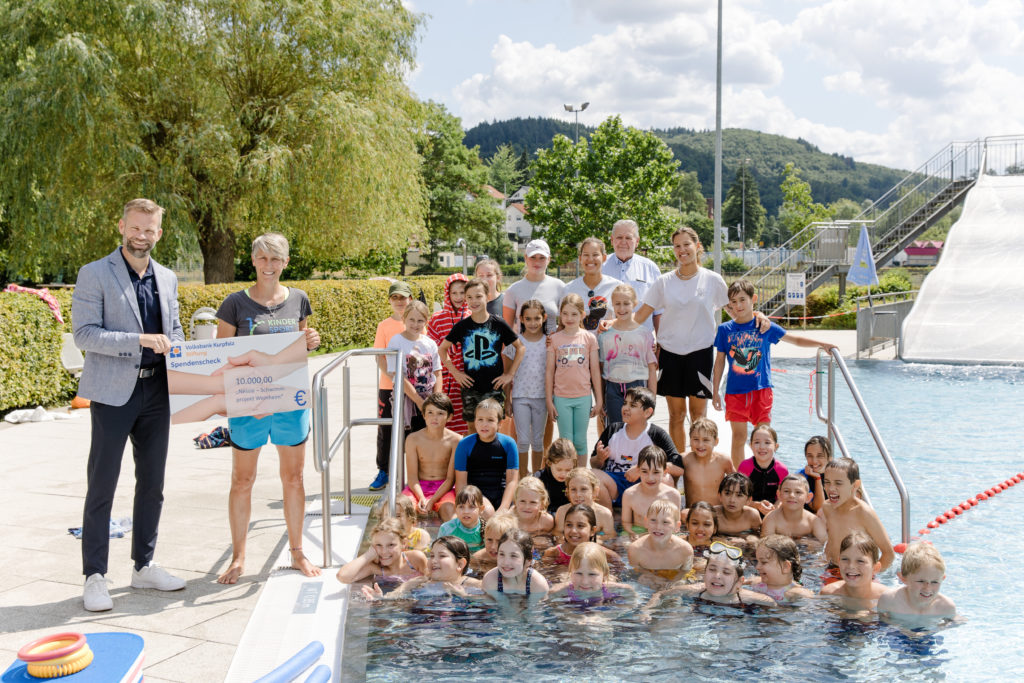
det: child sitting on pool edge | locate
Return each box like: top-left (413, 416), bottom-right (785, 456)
top-left (877, 542), bottom-right (956, 619)
top-left (400, 392), bottom-right (461, 521)
top-left (621, 446), bottom-right (682, 540)
top-left (761, 474), bottom-right (827, 543)
top-left (681, 418), bottom-right (735, 507)
top-left (713, 472), bottom-right (762, 547)
top-left (534, 438), bottom-right (576, 513)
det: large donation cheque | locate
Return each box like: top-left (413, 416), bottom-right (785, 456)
top-left (166, 331), bottom-right (310, 425)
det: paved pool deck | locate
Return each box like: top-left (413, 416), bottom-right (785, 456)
top-left (0, 330), bottom-right (861, 681)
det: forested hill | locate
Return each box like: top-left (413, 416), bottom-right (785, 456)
top-left (464, 118), bottom-right (907, 216)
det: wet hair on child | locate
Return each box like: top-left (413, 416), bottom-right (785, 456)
top-left (646, 499), bottom-right (680, 523)
top-left (392, 496), bottom-right (418, 524)
top-left (563, 504), bottom-right (598, 541)
top-left (371, 517), bottom-right (408, 542)
top-left (689, 417), bottom-right (718, 439)
top-left (421, 392), bottom-right (454, 416)
top-left (637, 445), bottom-right (667, 471)
top-left (515, 476), bottom-right (550, 510)
top-left (624, 386), bottom-right (656, 412)
top-left (804, 435), bottom-right (832, 459)
top-left (749, 422), bottom-right (778, 445)
top-left (719, 472), bottom-right (754, 498)
top-left (432, 536), bottom-right (471, 574)
top-left (685, 501), bottom-right (719, 536)
top-left (486, 512), bottom-right (519, 540)
top-left (758, 534), bottom-right (804, 582)
top-left (545, 438), bottom-right (577, 467)
top-left (824, 457), bottom-right (861, 484)
top-left (456, 485), bottom-right (484, 508)
top-left (403, 299), bottom-right (429, 321)
top-left (780, 473), bottom-right (810, 491)
top-left (567, 467), bottom-right (600, 492)
top-left (900, 542), bottom-right (946, 576)
top-left (475, 397), bottom-right (504, 421)
top-left (569, 541), bottom-right (610, 577)
top-left (518, 299), bottom-right (547, 333)
top-left (499, 529), bottom-right (534, 565)
top-left (840, 531), bottom-right (881, 563)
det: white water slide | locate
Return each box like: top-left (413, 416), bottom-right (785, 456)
top-left (901, 173), bottom-right (1024, 364)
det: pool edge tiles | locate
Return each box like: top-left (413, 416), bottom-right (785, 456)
top-left (223, 502), bottom-right (371, 683)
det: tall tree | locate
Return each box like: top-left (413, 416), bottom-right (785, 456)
top-left (487, 144), bottom-right (524, 197)
top-left (418, 103), bottom-right (506, 263)
top-left (0, 0), bottom-right (424, 283)
top-left (773, 163), bottom-right (831, 246)
top-left (526, 116), bottom-right (679, 262)
top-left (722, 163), bottom-right (766, 244)
top-left (669, 171), bottom-right (707, 215)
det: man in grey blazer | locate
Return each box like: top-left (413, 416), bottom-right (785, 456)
top-left (72, 198), bottom-right (187, 611)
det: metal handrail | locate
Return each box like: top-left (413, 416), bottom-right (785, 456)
top-left (814, 348), bottom-right (910, 544)
top-left (311, 347), bottom-right (405, 568)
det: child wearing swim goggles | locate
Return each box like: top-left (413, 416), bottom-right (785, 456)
top-left (643, 541), bottom-right (776, 613)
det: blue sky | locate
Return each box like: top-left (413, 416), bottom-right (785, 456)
top-left (406, 0), bottom-right (1024, 169)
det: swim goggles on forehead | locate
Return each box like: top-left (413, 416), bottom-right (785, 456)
top-left (706, 541), bottom-right (743, 560)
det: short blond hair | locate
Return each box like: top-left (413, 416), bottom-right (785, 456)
top-left (566, 467), bottom-right (599, 492)
top-left (251, 232), bottom-right (290, 260)
top-left (690, 417), bottom-right (718, 440)
top-left (646, 499), bottom-right (680, 524)
top-left (900, 542), bottom-right (945, 576)
top-left (515, 476), bottom-right (550, 510)
top-left (484, 512), bottom-right (518, 540)
top-left (122, 198), bottom-right (164, 222)
top-left (568, 541), bottom-right (610, 578)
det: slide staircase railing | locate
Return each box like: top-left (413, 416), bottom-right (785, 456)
top-left (815, 348), bottom-right (910, 544)
top-left (745, 140), bottom-right (983, 316)
top-left (311, 348), bottom-right (405, 568)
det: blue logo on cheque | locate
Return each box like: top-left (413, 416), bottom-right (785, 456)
top-left (169, 346), bottom-right (182, 358)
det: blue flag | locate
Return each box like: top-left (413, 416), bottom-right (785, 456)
top-left (847, 225), bottom-right (878, 286)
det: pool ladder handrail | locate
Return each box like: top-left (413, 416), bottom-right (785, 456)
top-left (311, 347), bottom-right (405, 568)
top-left (814, 348), bottom-right (911, 544)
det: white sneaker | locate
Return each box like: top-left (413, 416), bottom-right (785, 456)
top-left (83, 573), bottom-right (113, 611)
top-left (131, 562), bottom-right (186, 591)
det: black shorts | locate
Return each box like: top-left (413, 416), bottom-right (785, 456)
top-left (657, 346), bottom-right (714, 399)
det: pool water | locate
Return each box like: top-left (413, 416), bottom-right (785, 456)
top-left (341, 360), bottom-right (1024, 682)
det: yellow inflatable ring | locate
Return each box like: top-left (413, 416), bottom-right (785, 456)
top-left (26, 644), bottom-right (93, 678)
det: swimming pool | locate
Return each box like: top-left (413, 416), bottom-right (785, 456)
top-left (339, 360), bottom-right (1024, 682)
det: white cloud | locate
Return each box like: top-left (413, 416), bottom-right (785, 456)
top-left (447, 0), bottom-right (1024, 169)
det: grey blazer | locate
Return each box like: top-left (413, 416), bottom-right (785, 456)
top-left (72, 247), bottom-right (184, 406)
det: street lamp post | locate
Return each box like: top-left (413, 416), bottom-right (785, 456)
top-left (563, 102), bottom-right (590, 144)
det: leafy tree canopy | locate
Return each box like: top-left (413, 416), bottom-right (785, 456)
top-left (722, 163), bottom-right (766, 243)
top-left (526, 115), bottom-right (679, 263)
top-left (774, 163), bottom-right (832, 246)
top-left (417, 102), bottom-right (506, 263)
top-left (0, 0), bottom-right (424, 283)
top-left (669, 171), bottom-right (707, 215)
top-left (487, 144), bottom-right (524, 197)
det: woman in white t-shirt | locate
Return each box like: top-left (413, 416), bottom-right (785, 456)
top-left (564, 236), bottom-right (622, 333)
top-left (635, 226), bottom-right (725, 454)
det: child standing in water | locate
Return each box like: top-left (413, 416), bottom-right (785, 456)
top-left (555, 468), bottom-right (616, 541)
top-left (546, 293), bottom-right (602, 460)
top-left (820, 531), bottom-right (887, 607)
top-left (506, 300), bottom-right (549, 478)
top-left (363, 536), bottom-right (480, 599)
top-left (877, 542), bottom-right (956, 620)
top-left (549, 542), bottom-right (635, 605)
top-left (761, 474), bottom-right (827, 542)
top-left (737, 424), bottom-right (789, 515)
top-left (751, 535), bottom-right (814, 602)
top-left (713, 473), bottom-right (763, 545)
top-left (598, 283), bottom-right (657, 424)
top-left (427, 274), bottom-right (470, 435)
top-left (821, 458), bottom-right (894, 571)
top-left (336, 518), bottom-right (428, 584)
top-left (684, 502), bottom-right (718, 568)
top-left (621, 446), bottom-right (682, 540)
top-left (482, 529), bottom-right (550, 599)
top-left (544, 504), bottom-right (619, 565)
top-left (512, 477), bottom-right (555, 535)
top-left (628, 500), bottom-right (695, 586)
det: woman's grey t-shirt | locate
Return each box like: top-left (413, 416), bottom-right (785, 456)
top-left (216, 287), bottom-right (312, 336)
top-left (503, 276), bottom-right (566, 335)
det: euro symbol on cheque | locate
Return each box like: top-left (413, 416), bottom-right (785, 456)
top-left (294, 390), bottom-right (307, 407)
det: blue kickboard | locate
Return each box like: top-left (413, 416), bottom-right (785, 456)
top-left (3, 632), bottom-right (144, 683)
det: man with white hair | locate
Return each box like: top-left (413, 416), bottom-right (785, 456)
top-left (602, 219), bottom-right (662, 332)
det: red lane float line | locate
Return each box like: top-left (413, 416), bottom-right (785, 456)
top-left (894, 472), bottom-right (1024, 553)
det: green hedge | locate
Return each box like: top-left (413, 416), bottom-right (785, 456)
top-left (0, 278), bottom-right (447, 412)
top-left (0, 289), bottom-right (76, 411)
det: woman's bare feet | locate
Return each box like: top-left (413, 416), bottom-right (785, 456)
top-left (217, 560), bottom-right (245, 584)
top-left (291, 549), bottom-right (322, 577)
